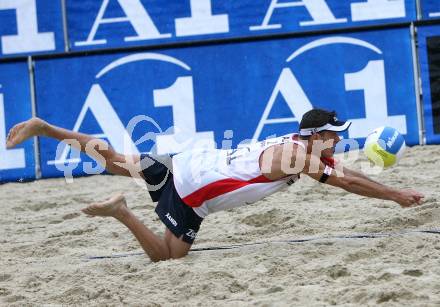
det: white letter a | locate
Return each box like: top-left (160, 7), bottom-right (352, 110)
top-left (75, 0), bottom-right (171, 47)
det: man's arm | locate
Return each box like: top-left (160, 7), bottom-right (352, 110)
top-left (301, 154), bottom-right (424, 208)
top-left (343, 167), bottom-right (381, 185)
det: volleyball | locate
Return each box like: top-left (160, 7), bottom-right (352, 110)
top-left (363, 126), bottom-right (406, 168)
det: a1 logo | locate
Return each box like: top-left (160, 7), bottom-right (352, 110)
top-left (252, 36), bottom-right (407, 141)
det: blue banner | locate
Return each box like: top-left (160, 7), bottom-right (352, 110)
top-left (417, 25), bottom-right (440, 144)
top-left (67, 0), bottom-right (417, 51)
top-left (35, 27), bottom-right (418, 178)
top-left (0, 0), bottom-right (64, 58)
top-left (0, 62), bottom-right (35, 182)
top-left (420, 0), bottom-right (440, 20)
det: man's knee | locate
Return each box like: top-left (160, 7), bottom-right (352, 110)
top-left (150, 255), bottom-right (170, 263)
top-left (107, 152), bottom-right (122, 165)
top-left (107, 153), bottom-right (141, 177)
top-left (170, 249), bottom-right (189, 260)
top-left (105, 153), bottom-right (124, 173)
top-left (163, 230), bottom-right (192, 260)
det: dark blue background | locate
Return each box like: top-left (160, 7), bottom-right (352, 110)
top-left (420, 0), bottom-right (440, 20)
top-left (0, 62), bottom-right (35, 182)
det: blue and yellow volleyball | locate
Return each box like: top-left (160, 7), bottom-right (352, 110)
top-left (363, 126), bottom-right (406, 168)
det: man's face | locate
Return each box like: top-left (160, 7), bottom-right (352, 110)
top-left (317, 131), bottom-right (341, 158)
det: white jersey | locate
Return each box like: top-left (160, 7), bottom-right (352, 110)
top-left (172, 134), bottom-right (305, 218)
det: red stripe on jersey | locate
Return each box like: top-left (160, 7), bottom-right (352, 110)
top-left (182, 175), bottom-right (273, 208)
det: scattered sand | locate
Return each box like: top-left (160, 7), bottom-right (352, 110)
top-left (1, 145), bottom-right (440, 306)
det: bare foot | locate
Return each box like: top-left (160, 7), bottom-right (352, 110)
top-left (82, 194), bottom-right (128, 218)
top-left (6, 118), bottom-right (47, 149)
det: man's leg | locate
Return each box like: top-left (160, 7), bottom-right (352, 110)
top-left (8, 119), bottom-right (190, 261)
top-left (6, 118), bottom-right (141, 177)
top-left (82, 194), bottom-right (191, 262)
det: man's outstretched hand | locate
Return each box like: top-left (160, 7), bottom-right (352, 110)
top-left (394, 189), bottom-right (425, 208)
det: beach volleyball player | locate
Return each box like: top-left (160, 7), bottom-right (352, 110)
top-left (6, 109), bottom-right (424, 262)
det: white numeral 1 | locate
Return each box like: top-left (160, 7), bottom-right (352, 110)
top-left (175, 0), bottom-right (229, 36)
top-left (351, 0), bottom-right (405, 21)
top-left (0, 0), bottom-right (55, 54)
top-left (345, 60), bottom-right (406, 138)
top-left (153, 76), bottom-right (214, 153)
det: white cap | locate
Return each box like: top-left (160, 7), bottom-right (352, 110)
top-left (299, 118), bottom-right (352, 137)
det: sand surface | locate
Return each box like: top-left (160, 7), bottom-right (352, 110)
top-left (1, 145), bottom-right (440, 306)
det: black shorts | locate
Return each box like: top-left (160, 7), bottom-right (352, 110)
top-left (140, 153), bottom-right (203, 244)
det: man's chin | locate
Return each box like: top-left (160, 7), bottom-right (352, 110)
top-left (321, 152), bottom-right (334, 159)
